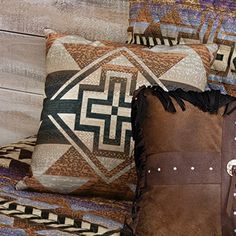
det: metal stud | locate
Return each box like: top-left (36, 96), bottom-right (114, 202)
top-left (157, 168), bottom-right (161, 172)
top-left (234, 211), bottom-right (236, 216)
top-left (191, 167), bottom-right (195, 171)
top-left (227, 160), bottom-right (236, 176)
top-left (173, 167), bottom-right (177, 171)
top-left (209, 167), bottom-right (213, 171)
top-left (148, 170), bottom-right (151, 174)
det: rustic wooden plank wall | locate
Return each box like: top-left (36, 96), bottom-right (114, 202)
top-left (0, 0), bottom-right (129, 146)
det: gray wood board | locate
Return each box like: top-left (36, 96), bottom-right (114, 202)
top-left (0, 88), bottom-right (43, 146)
top-left (0, 32), bottom-right (46, 95)
top-left (0, 0), bottom-right (129, 42)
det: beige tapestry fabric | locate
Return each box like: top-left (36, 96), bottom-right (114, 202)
top-left (148, 43), bottom-right (218, 91)
top-left (128, 0), bottom-right (236, 96)
top-left (16, 32), bottom-right (216, 200)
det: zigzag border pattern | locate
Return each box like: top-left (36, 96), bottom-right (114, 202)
top-left (0, 197), bottom-right (117, 236)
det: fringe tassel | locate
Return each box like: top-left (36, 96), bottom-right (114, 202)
top-left (132, 86), bottom-right (236, 142)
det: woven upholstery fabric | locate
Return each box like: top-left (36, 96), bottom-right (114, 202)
top-left (0, 136), bottom-right (36, 169)
top-left (16, 32), bottom-right (215, 200)
top-left (128, 0), bottom-right (236, 96)
top-left (130, 86), bottom-right (236, 235)
top-left (147, 43), bottom-right (217, 91)
top-left (0, 141), bottom-right (132, 236)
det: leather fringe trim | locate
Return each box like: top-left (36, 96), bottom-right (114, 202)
top-left (132, 85), bottom-right (236, 143)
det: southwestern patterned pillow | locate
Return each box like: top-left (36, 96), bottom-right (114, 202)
top-left (128, 0), bottom-right (236, 97)
top-left (16, 32), bottom-right (216, 200)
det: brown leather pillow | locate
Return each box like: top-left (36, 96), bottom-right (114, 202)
top-left (130, 86), bottom-right (236, 236)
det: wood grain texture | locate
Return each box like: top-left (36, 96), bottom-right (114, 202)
top-left (0, 32), bottom-right (46, 95)
top-left (0, 88), bottom-right (43, 146)
top-left (0, 0), bottom-right (129, 42)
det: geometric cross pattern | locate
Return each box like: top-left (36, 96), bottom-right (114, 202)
top-left (47, 47), bottom-right (166, 185)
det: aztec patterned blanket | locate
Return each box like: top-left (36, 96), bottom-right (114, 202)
top-left (0, 137), bottom-right (132, 236)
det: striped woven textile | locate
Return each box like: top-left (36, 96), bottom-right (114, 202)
top-left (0, 138), bottom-right (132, 235)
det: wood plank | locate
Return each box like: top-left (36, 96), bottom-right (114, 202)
top-left (0, 0), bottom-right (129, 42)
top-left (0, 89), bottom-right (43, 146)
top-left (0, 32), bottom-right (46, 94)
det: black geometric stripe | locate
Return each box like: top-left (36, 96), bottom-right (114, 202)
top-left (216, 54), bottom-right (224, 61)
top-left (0, 197), bottom-right (113, 235)
top-left (41, 211), bottom-right (49, 219)
top-left (128, 34), bottom-right (171, 47)
top-left (25, 206), bottom-right (33, 214)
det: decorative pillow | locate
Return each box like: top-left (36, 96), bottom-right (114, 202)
top-left (128, 0), bottom-right (236, 96)
top-left (130, 86), bottom-right (236, 235)
top-left (16, 31), bottom-right (216, 200)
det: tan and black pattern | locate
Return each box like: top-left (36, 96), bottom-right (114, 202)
top-left (0, 136), bottom-right (36, 169)
top-left (128, 0), bottom-right (236, 96)
top-left (0, 197), bottom-right (109, 235)
top-left (0, 152), bottom-right (133, 236)
top-left (16, 31), bottom-right (217, 200)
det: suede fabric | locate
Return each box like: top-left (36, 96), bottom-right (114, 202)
top-left (136, 185), bottom-right (221, 236)
top-left (143, 90), bottom-right (223, 154)
top-left (131, 87), bottom-right (236, 236)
